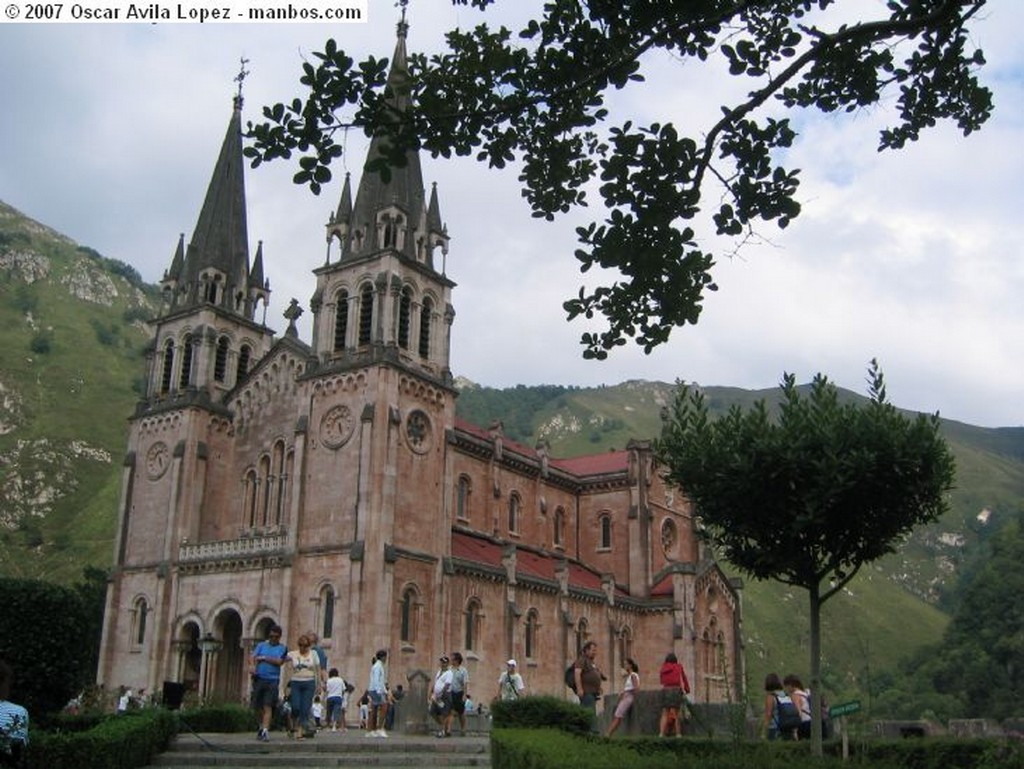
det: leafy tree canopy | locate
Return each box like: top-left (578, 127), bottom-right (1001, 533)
top-left (245, 0), bottom-right (992, 359)
top-left (656, 360), bottom-right (955, 753)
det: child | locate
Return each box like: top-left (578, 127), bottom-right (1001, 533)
top-left (311, 695), bottom-right (323, 729)
top-left (325, 668), bottom-right (347, 732)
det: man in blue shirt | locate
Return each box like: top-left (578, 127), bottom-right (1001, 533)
top-left (250, 625), bottom-right (287, 741)
top-left (0, 660), bottom-right (28, 767)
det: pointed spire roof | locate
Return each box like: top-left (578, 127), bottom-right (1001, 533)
top-left (249, 240), bottom-right (265, 290)
top-left (345, 16), bottom-right (427, 261)
top-left (179, 94), bottom-right (251, 304)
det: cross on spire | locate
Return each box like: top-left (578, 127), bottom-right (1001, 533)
top-left (233, 56), bottom-right (251, 109)
top-left (396, 0), bottom-right (409, 37)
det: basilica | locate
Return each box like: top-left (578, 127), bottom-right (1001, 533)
top-left (96, 20), bottom-right (743, 711)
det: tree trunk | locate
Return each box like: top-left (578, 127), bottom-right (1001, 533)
top-left (809, 582), bottom-right (823, 757)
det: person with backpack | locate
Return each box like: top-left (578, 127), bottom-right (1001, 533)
top-left (763, 672), bottom-right (801, 740)
top-left (497, 659), bottom-right (525, 701)
top-left (658, 652), bottom-right (690, 737)
top-left (783, 674), bottom-right (813, 740)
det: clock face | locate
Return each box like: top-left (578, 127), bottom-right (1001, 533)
top-left (405, 409), bottom-right (432, 454)
top-left (320, 405), bottom-right (356, 449)
top-left (146, 441), bottom-right (170, 480)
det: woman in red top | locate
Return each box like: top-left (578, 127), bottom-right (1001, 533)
top-left (658, 652), bottom-right (690, 737)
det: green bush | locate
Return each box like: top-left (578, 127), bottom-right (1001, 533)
top-left (491, 695), bottom-right (594, 735)
top-left (177, 704), bottom-right (257, 733)
top-left (492, 728), bottom-right (676, 769)
top-left (25, 708), bottom-right (177, 769)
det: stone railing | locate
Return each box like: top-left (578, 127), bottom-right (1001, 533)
top-left (179, 533), bottom-right (287, 564)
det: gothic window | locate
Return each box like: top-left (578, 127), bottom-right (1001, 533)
top-left (320, 585), bottom-right (335, 640)
top-left (525, 609), bottom-right (539, 660)
top-left (237, 344), bottom-right (251, 382)
top-left (178, 335), bottom-right (193, 390)
top-left (204, 277), bottom-right (218, 304)
top-left (131, 596), bottom-right (148, 646)
top-left (397, 287), bottom-right (412, 350)
top-left (456, 475), bottom-right (471, 522)
top-left (333, 290), bottom-right (349, 351)
top-left (418, 297), bottom-right (433, 358)
top-left (662, 518), bottom-right (679, 560)
top-left (400, 585), bottom-right (420, 644)
top-left (160, 339), bottom-right (174, 394)
top-left (464, 598), bottom-right (482, 652)
top-left (553, 507), bottom-right (565, 548)
top-left (383, 218), bottom-right (397, 248)
top-left (244, 468), bottom-right (258, 528)
top-left (508, 492), bottom-right (521, 535)
top-left (575, 618), bottom-right (589, 657)
top-left (358, 284), bottom-right (374, 346)
top-left (214, 336), bottom-right (229, 383)
top-left (258, 455), bottom-right (272, 528)
top-left (618, 626), bottom-right (633, 667)
top-left (599, 513), bottom-right (612, 550)
top-left (271, 441), bottom-right (286, 525)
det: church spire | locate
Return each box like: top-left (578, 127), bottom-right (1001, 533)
top-left (326, 11), bottom-right (447, 271)
top-left (163, 58), bottom-right (268, 321)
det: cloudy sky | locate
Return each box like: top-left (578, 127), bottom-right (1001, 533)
top-left (1, 1), bottom-right (1022, 427)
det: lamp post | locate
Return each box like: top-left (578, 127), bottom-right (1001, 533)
top-left (197, 632), bottom-right (223, 702)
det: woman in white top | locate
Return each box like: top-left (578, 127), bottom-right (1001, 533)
top-left (605, 658), bottom-right (640, 737)
top-left (283, 635), bottom-right (321, 739)
top-left (784, 673), bottom-right (814, 740)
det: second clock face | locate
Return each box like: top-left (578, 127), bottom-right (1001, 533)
top-left (320, 404), bottom-right (356, 449)
top-left (146, 441), bottom-right (170, 480)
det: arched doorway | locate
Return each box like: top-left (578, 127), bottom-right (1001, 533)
top-left (209, 610), bottom-right (245, 703)
top-left (174, 622), bottom-right (202, 699)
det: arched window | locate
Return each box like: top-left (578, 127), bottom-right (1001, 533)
top-left (258, 455), bottom-right (272, 528)
top-left (456, 475), bottom-right (471, 522)
top-left (244, 468), bottom-right (258, 528)
top-left (599, 513), bottom-right (612, 550)
top-left (618, 626), bottom-right (633, 668)
top-left (358, 284), bottom-right (374, 346)
top-left (508, 492), bottom-right (521, 535)
top-left (464, 598), bottom-right (482, 652)
top-left (178, 335), bottom-right (193, 390)
top-left (132, 596), bottom-right (148, 646)
top-left (271, 441), bottom-right (286, 525)
top-left (553, 507), bottom-right (565, 547)
top-left (397, 287), bottom-right (412, 349)
top-left (214, 336), bottom-right (229, 383)
top-left (237, 344), bottom-right (251, 382)
top-left (204, 277), bottom-right (218, 304)
top-left (333, 290), bottom-right (349, 351)
top-left (418, 297), bottom-right (433, 358)
top-left (320, 585), bottom-right (335, 640)
top-left (525, 609), bottom-right (539, 660)
top-left (400, 585), bottom-right (419, 644)
top-left (160, 339), bottom-right (174, 394)
top-left (575, 618), bottom-right (589, 657)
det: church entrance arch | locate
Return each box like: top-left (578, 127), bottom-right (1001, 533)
top-left (210, 609), bottom-right (245, 703)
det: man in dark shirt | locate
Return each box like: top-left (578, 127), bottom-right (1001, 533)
top-left (574, 641), bottom-right (604, 716)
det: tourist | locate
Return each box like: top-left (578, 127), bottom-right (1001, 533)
top-left (250, 624), bottom-right (287, 742)
top-left (783, 674), bottom-right (813, 740)
top-left (366, 650), bottom-right (389, 738)
top-left (284, 634), bottom-right (321, 739)
top-left (0, 660), bottom-right (29, 768)
top-left (574, 641), bottom-right (604, 717)
top-left (429, 655), bottom-right (453, 737)
top-left (325, 668), bottom-right (346, 732)
top-left (447, 652), bottom-right (470, 735)
top-left (658, 652), bottom-right (690, 737)
top-left (605, 658), bottom-right (639, 737)
top-left (763, 672), bottom-right (800, 740)
top-left (496, 659), bottom-right (525, 701)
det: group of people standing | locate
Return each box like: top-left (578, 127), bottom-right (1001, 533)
top-left (762, 672), bottom-right (829, 741)
top-left (250, 625), bottom-right (366, 742)
top-left (427, 651), bottom-right (471, 737)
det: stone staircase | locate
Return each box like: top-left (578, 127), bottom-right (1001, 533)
top-left (143, 730), bottom-right (492, 769)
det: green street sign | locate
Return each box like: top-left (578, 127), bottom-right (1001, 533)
top-left (829, 700), bottom-right (861, 718)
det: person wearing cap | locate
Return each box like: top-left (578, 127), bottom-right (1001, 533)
top-left (429, 655), bottom-right (454, 737)
top-left (497, 659), bottom-right (525, 702)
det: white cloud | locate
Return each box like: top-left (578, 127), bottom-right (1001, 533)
top-left (0, 1), bottom-right (1021, 427)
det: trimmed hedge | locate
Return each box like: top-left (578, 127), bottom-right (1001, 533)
top-left (176, 704), bottom-right (257, 734)
top-left (490, 695), bottom-right (595, 734)
top-left (24, 708), bottom-right (177, 769)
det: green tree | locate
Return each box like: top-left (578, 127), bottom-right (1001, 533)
top-left (656, 361), bottom-right (955, 754)
top-left (245, 0), bottom-right (992, 359)
top-left (0, 570), bottom-right (108, 715)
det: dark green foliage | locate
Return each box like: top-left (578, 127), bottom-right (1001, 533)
top-left (456, 384), bottom-right (571, 443)
top-left (490, 695), bottom-right (594, 735)
top-left (177, 704), bottom-right (257, 733)
top-left (0, 572), bottom-right (107, 716)
top-left (12, 284), bottom-right (37, 315)
top-left (24, 708), bottom-right (177, 769)
top-left (657, 361), bottom-right (955, 753)
top-left (121, 306), bottom-right (150, 324)
top-left (76, 246), bottom-right (145, 291)
top-left (247, 1), bottom-right (992, 358)
top-left (89, 318), bottom-right (120, 347)
top-left (28, 330), bottom-right (52, 354)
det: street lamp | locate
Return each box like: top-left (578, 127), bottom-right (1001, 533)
top-left (198, 632), bottom-right (223, 702)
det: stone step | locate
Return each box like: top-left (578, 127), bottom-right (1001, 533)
top-left (144, 731), bottom-right (491, 769)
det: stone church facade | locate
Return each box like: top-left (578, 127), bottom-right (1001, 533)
top-left (96, 22), bottom-right (744, 711)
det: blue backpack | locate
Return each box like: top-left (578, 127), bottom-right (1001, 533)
top-left (774, 693), bottom-right (802, 732)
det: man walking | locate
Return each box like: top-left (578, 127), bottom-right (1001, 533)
top-left (366, 649), bottom-right (389, 738)
top-left (250, 625), bottom-right (287, 741)
top-left (574, 641), bottom-right (604, 716)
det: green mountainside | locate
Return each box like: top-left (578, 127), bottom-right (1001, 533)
top-left (3, 199), bottom-right (1023, 707)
